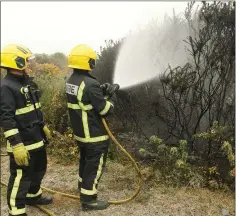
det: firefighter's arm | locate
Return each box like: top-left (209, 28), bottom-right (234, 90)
top-left (88, 81), bottom-right (115, 117)
top-left (0, 85), bottom-right (29, 166)
top-left (0, 85), bottom-right (22, 146)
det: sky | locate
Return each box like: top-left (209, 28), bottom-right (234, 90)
top-left (1, 1), bottom-right (188, 55)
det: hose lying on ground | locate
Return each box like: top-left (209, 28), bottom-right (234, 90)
top-left (33, 205), bottom-right (56, 216)
top-left (1, 118), bottom-right (143, 215)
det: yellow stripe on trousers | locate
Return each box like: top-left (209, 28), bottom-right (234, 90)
top-left (9, 169), bottom-right (26, 215)
top-left (81, 153), bottom-right (104, 195)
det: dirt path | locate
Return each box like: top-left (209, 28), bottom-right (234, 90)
top-left (1, 150), bottom-right (235, 216)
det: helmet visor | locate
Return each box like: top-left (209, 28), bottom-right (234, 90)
top-left (88, 58), bottom-right (96, 70)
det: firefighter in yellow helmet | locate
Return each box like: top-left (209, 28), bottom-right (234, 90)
top-left (66, 44), bottom-right (118, 210)
top-left (0, 44), bottom-right (52, 216)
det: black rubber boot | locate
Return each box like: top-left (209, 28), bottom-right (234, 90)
top-left (26, 195), bottom-right (52, 205)
top-left (82, 199), bottom-right (109, 211)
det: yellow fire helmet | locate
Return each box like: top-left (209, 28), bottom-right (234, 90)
top-left (1, 44), bottom-right (35, 70)
top-left (68, 44), bottom-right (97, 71)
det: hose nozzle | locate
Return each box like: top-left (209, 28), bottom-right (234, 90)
top-left (113, 84), bottom-right (120, 92)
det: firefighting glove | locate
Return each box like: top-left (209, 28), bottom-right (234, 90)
top-left (106, 84), bottom-right (120, 98)
top-left (12, 143), bottom-right (30, 166)
top-left (43, 125), bottom-right (52, 140)
top-left (100, 83), bottom-right (111, 95)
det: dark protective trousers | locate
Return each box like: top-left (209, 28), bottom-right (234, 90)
top-left (78, 140), bottom-right (109, 202)
top-left (7, 148), bottom-right (47, 216)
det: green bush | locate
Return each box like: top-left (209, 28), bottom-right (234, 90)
top-left (193, 121), bottom-right (235, 189)
top-left (31, 62), bottom-right (69, 133)
top-left (47, 131), bottom-right (79, 164)
top-left (139, 136), bottom-right (204, 187)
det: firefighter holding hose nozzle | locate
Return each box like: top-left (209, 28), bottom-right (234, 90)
top-left (66, 44), bottom-right (119, 211)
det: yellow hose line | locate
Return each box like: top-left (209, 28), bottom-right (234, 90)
top-left (35, 205), bottom-right (56, 216)
top-left (40, 186), bottom-right (80, 200)
top-left (0, 181), bottom-right (55, 216)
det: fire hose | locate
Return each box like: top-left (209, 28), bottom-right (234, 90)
top-left (1, 118), bottom-right (143, 215)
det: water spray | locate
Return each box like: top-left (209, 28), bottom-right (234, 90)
top-left (113, 14), bottom-right (192, 89)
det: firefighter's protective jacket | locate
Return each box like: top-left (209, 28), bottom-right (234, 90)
top-left (66, 69), bottom-right (114, 143)
top-left (0, 73), bottom-right (46, 153)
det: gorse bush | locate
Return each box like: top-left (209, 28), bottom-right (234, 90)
top-left (93, 39), bottom-right (122, 84)
top-left (193, 121), bottom-right (235, 188)
top-left (47, 131), bottom-right (78, 164)
top-left (35, 52), bottom-right (68, 71)
top-left (138, 123), bottom-right (235, 189)
top-left (139, 137), bottom-right (204, 187)
top-left (30, 61), bottom-right (69, 133)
